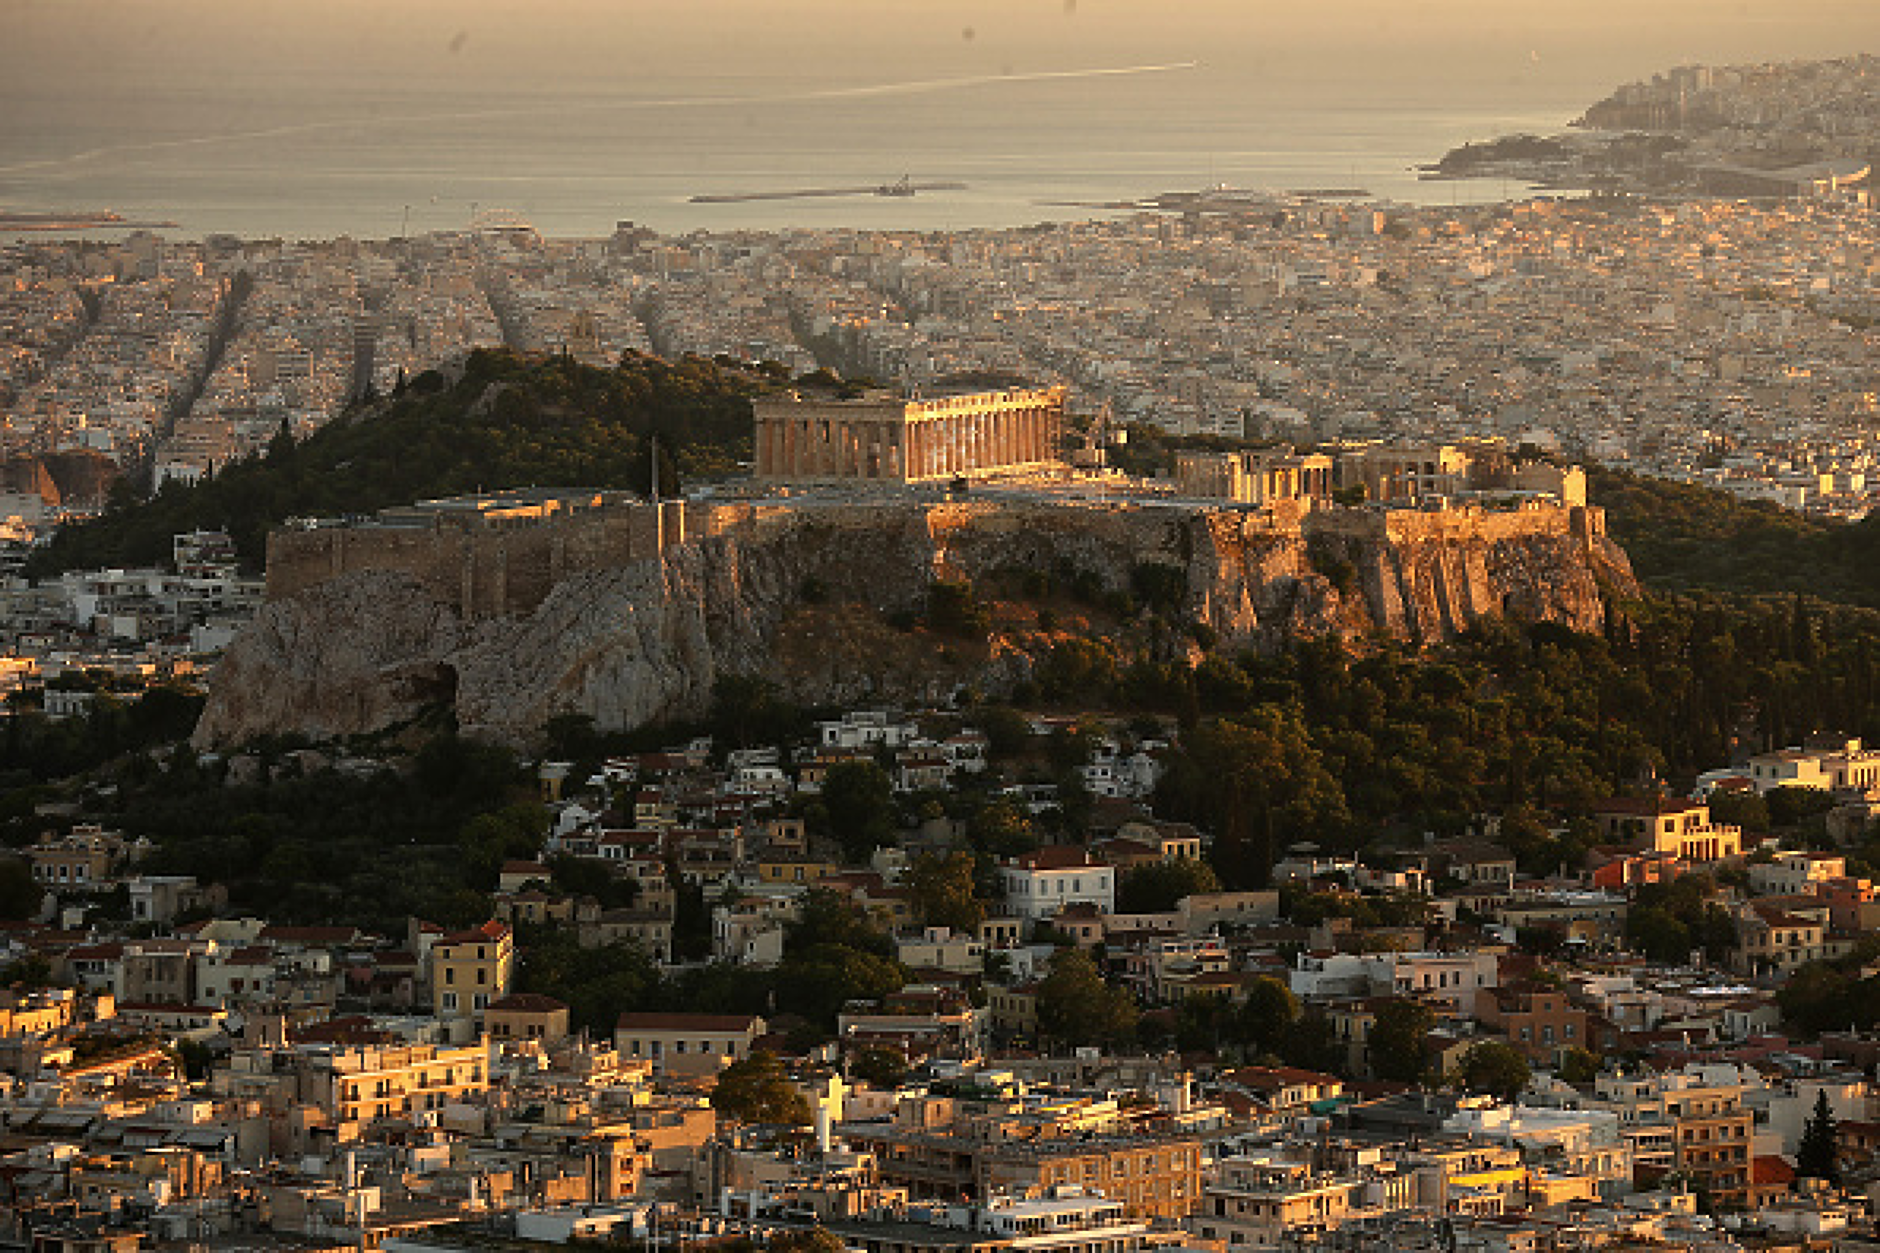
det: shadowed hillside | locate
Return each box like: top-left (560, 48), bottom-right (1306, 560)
top-left (27, 348), bottom-right (772, 576)
top-left (1589, 466), bottom-right (1880, 607)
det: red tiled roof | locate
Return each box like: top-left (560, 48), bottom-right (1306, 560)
top-left (438, 920), bottom-right (511, 946)
top-left (1750, 1155), bottom-right (1796, 1187)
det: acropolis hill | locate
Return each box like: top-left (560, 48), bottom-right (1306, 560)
top-left (194, 389), bottom-right (1637, 748)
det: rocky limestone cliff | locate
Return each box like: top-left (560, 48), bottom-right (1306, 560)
top-left (195, 497), bottom-right (1637, 748)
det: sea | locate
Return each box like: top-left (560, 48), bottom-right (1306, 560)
top-left (0, 51), bottom-right (1622, 243)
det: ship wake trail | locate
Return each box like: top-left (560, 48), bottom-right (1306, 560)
top-left (0, 62), bottom-right (1201, 181)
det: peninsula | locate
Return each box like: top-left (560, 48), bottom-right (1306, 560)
top-left (1426, 54), bottom-right (1879, 198)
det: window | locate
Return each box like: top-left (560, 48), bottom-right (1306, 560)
top-left (441, 991), bottom-right (458, 1010)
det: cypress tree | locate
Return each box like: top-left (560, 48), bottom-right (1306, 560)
top-left (1796, 1089), bottom-right (1838, 1184)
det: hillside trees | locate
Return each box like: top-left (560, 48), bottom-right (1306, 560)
top-left (1036, 948), bottom-right (1138, 1046)
top-left (1455, 1040), bottom-right (1532, 1101)
top-left (30, 348), bottom-right (770, 576)
top-left (903, 851), bottom-right (986, 933)
top-left (1368, 1000), bottom-right (1436, 1084)
top-left (712, 1051), bottom-right (812, 1125)
top-left (1115, 858), bottom-right (1221, 913)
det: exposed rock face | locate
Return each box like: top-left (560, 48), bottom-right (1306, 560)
top-left (195, 497), bottom-right (1637, 748)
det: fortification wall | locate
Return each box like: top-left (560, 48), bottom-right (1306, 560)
top-left (1293, 499), bottom-right (1589, 546)
top-left (211, 491), bottom-right (1638, 747)
top-left (266, 500), bottom-right (701, 617)
top-left (268, 496), bottom-right (1605, 619)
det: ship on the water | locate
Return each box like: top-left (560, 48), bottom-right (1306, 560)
top-left (691, 175), bottom-right (966, 205)
top-left (0, 209), bottom-right (181, 231)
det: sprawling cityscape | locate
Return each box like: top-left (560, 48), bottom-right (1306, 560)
top-left (4, 25), bottom-right (1880, 1253)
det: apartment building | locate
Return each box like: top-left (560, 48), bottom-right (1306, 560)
top-left (431, 921), bottom-right (514, 1035)
top-left (612, 1012), bottom-right (766, 1077)
top-left (295, 1040), bottom-right (491, 1128)
top-left (1001, 847), bottom-right (1114, 922)
top-left (1591, 800), bottom-right (1743, 863)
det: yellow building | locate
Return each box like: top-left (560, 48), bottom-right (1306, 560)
top-left (614, 1012), bottom-right (767, 1077)
top-left (1593, 800), bottom-right (1742, 864)
top-left (757, 853), bottom-right (841, 886)
top-left (486, 992), bottom-right (572, 1046)
top-left (311, 1040), bottom-right (491, 1127)
top-left (432, 921), bottom-right (514, 1033)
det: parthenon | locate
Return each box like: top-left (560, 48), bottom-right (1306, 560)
top-left (753, 386), bottom-right (1066, 483)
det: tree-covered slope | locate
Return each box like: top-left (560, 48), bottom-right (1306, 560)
top-left (30, 349), bottom-right (773, 576)
top-left (1590, 465), bottom-right (1880, 606)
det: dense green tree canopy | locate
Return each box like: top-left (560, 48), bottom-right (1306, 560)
top-left (903, 851), bottom-right (986, 934)
top-left (1036, 948), bottom-right (1138, 1047)
top-left (818, 761), bottom-right (896, 863)
top-left (1455, 1040), bottom-right (1532, 1101)
top-left (30, 348), bottom-right (770, 576)
top-left (712, 1051), bottom-right (812, 1125)
top-left (1591, 465), bottom-right (1880, 606)
top-left (1368, 1000), bottom-right (1436, 1084)
top-left (1116, 858), bottom-right (1222, 914)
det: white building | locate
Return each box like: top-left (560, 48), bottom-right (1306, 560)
top-left (1748, 850), bottom-right (1847, 896)
top-left (1001, 847), bottom-right (1114, 921)
top-left (896, 926), bottom-right (986, 975)
top-left (1289, 950), bottom-right (1498, 1012)
top-left (1743, 738), bottom-right (1880, 794)
top-left (816, 710), bottom-right (919, 751)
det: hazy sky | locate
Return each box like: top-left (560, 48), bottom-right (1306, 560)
top-left (6, 0), bottom-right (1878, 96)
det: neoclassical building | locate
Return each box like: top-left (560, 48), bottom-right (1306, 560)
top-left (753, 385), bottom-right (1066, 483)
